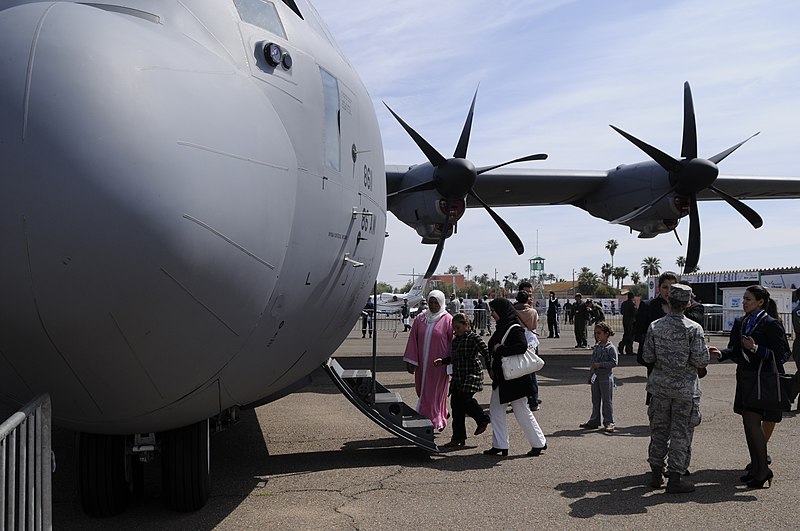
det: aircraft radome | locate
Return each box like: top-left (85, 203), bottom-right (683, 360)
top-left (1, 0), bottom-right (799, 517)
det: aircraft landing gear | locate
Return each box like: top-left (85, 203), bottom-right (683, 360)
top-left (77, 432), bottom-right (128, 517)
top-left (161, 419), bottom-right (211, 511)
top-left (78, 419), bottom-right (211, 515)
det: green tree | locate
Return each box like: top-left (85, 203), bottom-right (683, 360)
top-left (605, 239), bottom-right (619, 269)
top-left (630, 271), bottom-right (641, 284)
top-left (613, 266), bottom-right (629, 289)
top-left (676, 256), bottom-right (686, 270)
top-left (445, 265), bottom-right (459, 274)
top-left (464, 264), bottom-right (473, 282)
top-left (375, 281), bottom-right (393, 294)
top-left (600, 263), bottom-right (613, 284)
top-left (629, 282), bottom-right (649, 298)
top-left (594, 284), bottom-right (619, 298)
top-left (641, 256), bottom-right (661, 277)
top-left (577, 267), bottom-right (599, 295)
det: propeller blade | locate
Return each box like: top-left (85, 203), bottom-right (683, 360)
top-left (681, 81), bottom-right (698, 159)
top-left (386, 180), bottom-right (438, 199)
top-left (672, 228), bottom-right (683, 246)
top-left (684, 194), bottom-right (701, 274)
top-left (475, 153), bottom-right (548, 175)
top-left (709, 185), bottom-right (764, 228)
top-left (609, 185), bottom-right (677, 225)
top-left (610, 125), bottom-right (681, 173)
top-left (708, 132), bottom-right (760, 164)
top-left (383, 102), bottom-right (447, 167)
top-left (454, 87), bottom-right (479, 159)
top-left (468, 190), bottom-right (524, 254)
top-left (424, 214), bottom-right (452, 279)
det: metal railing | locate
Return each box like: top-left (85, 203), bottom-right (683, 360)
top-left (0, 394), bottom-right (52, 531)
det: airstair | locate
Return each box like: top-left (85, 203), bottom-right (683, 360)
top-left (324, 357), bottom-right (438, 453)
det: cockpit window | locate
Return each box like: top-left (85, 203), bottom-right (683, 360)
top-left (233, 0), bottom-right (286, 38)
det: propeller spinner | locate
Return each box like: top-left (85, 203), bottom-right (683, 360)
top-left (385, 89), bottom-right (548, 278)
top-left (610, 82), bottom-right (762, 274)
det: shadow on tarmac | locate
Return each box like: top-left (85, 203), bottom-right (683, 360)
top-left (555, 469), bottom-right (758, 518)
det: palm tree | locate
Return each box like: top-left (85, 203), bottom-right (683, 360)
top-left (600, 263), bottom-right (613, 284)
top-left (577, 267), bottom-right (599, 295)
top-left (464, 264), bottom-right (473, 282)
top-left (676, 256), bottom-right (686, 270)
top-left (630, 272), bottom-right (641, 284)
top-left (641, 256), bottom-right (661, 277)
top-left (605, 239), bottom-right (619, 269)
top-left (613, 266), bottom-right (629, 289)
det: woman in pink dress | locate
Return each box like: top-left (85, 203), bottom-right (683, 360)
top-left (403, 290), bottom-right (454, 431)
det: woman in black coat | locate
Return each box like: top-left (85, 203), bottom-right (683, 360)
top-left (710, 285), bottom-right (790, 489)
top-left (483, 298), bottom-right (547, 457)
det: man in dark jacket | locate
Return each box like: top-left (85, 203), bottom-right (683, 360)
top-left (573, 293), bottom-right (589, 348)
top-left (619, 292), bottom-right (637, 355)
top-left (546, 291), bottom-right (560, 338)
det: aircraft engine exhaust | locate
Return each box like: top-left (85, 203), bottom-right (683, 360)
top-left (609, 81), bottom-right (762, 274)
top-left (385, 88), bottom-right (547, 278)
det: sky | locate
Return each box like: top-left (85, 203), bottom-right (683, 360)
top-left (312, 0), bottom-right (800, 288)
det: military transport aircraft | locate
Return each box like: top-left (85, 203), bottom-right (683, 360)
top-left (2, 0), bottom-right (800, 518)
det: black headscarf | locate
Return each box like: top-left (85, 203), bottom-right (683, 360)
top-left (489, 297), bottom-right (522, 336)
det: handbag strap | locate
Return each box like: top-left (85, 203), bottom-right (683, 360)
top-left (501, 323), bottom-right (520, 345)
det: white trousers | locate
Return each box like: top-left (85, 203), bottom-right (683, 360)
top-left (489, 387), bottom-right (547, 450)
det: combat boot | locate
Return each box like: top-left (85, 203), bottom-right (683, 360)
top-left (650, 466), bottom-right (665, 488)
top-left (666, 472), bottom-right (695, 493)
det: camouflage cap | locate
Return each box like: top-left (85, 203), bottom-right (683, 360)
top-left (668, 283), bottom-right (693, 303)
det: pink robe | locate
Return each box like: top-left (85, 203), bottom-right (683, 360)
top-left (403, 312), bottom-right (453, 430)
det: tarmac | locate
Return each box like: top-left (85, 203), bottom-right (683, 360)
top-left (52, 321), bottom-right (800, 530)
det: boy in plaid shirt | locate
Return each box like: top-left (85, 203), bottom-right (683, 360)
top-left (434, 313), bottom-right (491, 447)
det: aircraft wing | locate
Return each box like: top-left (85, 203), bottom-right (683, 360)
top-left (387, 165), bottom-right (800, 208)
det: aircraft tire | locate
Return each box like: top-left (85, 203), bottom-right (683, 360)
top-left (78, 432), bottom-right (128, 517)
top-left (161, 419), bottom-right (210, 511)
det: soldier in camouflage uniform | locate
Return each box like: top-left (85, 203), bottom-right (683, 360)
top-left (642, 284), bottom-right (710, 493)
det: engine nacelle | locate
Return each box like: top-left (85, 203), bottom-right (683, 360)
top-left (388, 189), bottom-right (465, 243)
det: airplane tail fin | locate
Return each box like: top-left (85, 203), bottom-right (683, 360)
top-left (408, 276), bottom-right (428, 298)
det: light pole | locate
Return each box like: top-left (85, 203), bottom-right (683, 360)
top-left (572, 268), bottom-right (576, 295)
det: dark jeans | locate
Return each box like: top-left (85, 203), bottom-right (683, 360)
top-left (574, 319), bottom-right (587, 347)
top-left (450, 389), bottom-right (489, 440)
top-left (619, 321), bottom-right (634, 355)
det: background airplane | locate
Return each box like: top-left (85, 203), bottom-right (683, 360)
top-left (374, 275), bottom-right (427, 314)
top-left (1, 0), bottom-right (799, 519)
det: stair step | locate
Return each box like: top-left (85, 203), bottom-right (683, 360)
top-left (373, 392), bottom-right (402, 404)
top-left (402, 418), bottom-right (433, 429)
top-left (341, 369), bottom-right (372, 379)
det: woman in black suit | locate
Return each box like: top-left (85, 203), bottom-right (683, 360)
top-left (483, 298), bottom-right (547, 457)
top-left (710, 285), bottom-right (790, 488)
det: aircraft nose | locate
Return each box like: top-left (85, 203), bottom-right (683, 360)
top-left (0, 3), bottom-right (298, 430)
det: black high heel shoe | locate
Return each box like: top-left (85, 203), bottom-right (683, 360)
top-left (746, 469), bottom-right (773, 489)
top-left (740, 472), bottom-right (755, 483)
top-left (482, 447), bottom-right (508, 456)
top-left (526, 444), bottom-right (548, 457)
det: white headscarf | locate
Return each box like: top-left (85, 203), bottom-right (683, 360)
top-left (424, 290), bottom-right (447, 324)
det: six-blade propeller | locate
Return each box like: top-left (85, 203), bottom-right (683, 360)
top-left (386, 89), bottom-right (547, 278)
top-left (610, 82), bottom-right (762, 274)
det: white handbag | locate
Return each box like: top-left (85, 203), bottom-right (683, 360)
top-left (500, 324), bottom-right (544, 380)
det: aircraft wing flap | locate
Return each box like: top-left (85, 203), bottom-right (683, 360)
top-left (698, 175), bottom-right (800, 200)
top-left (386, 165), bottom-right (608, 207)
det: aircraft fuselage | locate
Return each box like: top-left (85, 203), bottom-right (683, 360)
top-left (0, 0), bottom-right (386, 434)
